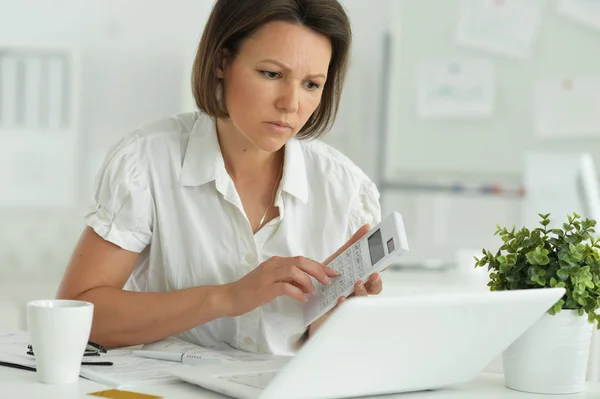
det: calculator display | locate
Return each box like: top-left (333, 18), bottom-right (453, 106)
top-left (367, 228), bottom-right (385, 266)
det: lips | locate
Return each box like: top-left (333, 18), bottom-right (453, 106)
top-left (269, 122), bottom-right (291, 128)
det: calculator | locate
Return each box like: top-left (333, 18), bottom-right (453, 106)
top-left (303, 211), bottom-right (409, 326)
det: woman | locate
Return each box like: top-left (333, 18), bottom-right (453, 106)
top-left (57, 0), bottom-right (384, 355)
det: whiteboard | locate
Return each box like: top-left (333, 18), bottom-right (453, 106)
top-left (386, 0), bottom-right (600, 179)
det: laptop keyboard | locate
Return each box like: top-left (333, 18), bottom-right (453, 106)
top-left (220, 371), bottom-right (278, 389)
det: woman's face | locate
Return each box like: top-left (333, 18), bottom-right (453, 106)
top-left (217, 21), bottom-right (332, 153)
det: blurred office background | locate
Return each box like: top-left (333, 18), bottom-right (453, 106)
top-left (1, 0), bottom-right (600, 332)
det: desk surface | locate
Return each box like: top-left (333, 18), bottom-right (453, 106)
top-left (2, 367), bottom-right (600, 399)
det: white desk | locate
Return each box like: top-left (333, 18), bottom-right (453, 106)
top-left (2, 367), bottom-right (600, 398)
top-left (2, 269), bottom-right (599, 397)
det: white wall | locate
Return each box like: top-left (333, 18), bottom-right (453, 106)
top-left (0, 0), bottom-right (518, 271)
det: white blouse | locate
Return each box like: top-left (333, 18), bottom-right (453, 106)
top-left (86, 112), bottom-right (381, 355)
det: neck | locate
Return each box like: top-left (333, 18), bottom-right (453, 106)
top-left (216, 118), bottom-right (283, 181)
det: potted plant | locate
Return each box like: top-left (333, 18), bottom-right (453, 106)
top-left (475, 212), bottom-right (600, 395)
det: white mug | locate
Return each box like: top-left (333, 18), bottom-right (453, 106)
top-left (26, 299), bottom-right (94, 384)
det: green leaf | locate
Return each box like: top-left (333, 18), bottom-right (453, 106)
top-left (552, 229), bottom-right (565, 237)
top-left (536, 268), bottom-right (547, 276)
top-left (565, 235), bottom-right (577, 244)
top-left (557, 268), bottom-right (570, 280)
top-left (526, 251), bottom-right (538, 265)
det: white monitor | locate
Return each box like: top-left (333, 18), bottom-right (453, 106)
top-left (523, 152), bottom-right (600, 230)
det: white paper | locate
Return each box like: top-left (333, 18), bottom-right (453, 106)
top-left (138, 337), bottom-right (288, 363)
top-left (533, 79), bottom-right (600, 138)
top-left (456, 0), bottom-right (542, 58)
top-left (0, 331), bottom-right (33, 361)
top-left (0, 331), bottom-right (181, 388)
top-left (80, 354), bottom-right (181, 388)
top-left (417, 59), bottom-right (495, 118)
top-left (558, 0), bottom-right (600, 31)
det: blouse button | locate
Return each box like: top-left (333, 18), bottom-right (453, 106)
top-left (245, 253), bottom-right (257, 264)
top-left (244, 337), bottom-right (255, 346)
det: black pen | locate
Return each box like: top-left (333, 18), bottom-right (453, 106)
top-left (82, 362), bottom-right (113, 366)
top-left (0, 361), bottom-right (36, 372)
top-left (0, 360), bottom-right (113, 372)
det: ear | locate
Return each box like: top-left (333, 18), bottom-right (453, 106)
top-left (215, 48), bottom-right (231, 79)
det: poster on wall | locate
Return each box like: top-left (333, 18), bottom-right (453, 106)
top-left (455, 0), bottom-right (542, 59)
top-left (557, 0), bottom-right (600, 31)
top-left (417, 59), bottom-right (495, 118)
top-left (533, 79), bottom-right (600, 138)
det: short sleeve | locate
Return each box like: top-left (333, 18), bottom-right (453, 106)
top-left (85, 139), bottom-right (153, 253)
top-left (347, 178), bottom-right (382, 237)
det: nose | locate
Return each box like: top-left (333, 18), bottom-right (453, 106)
top-left (275, 83), bottom-right (299, 114)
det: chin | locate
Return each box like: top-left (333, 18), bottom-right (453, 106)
top-left (255, 138), bottom-right (287, 153)
top-left (250, 131), bottom-right (294, 153)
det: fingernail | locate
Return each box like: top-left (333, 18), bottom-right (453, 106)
top-left (324, 277), bottom-right (331, 285)
top-left (370, 274), bottom-right (378, 281)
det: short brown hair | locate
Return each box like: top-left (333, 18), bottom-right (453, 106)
top-left (191, 0), bottom-right (352, 140)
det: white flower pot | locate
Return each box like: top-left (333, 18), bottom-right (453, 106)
top-left (503, 309), bottom-right (593, 394)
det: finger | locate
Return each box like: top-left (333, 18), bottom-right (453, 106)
top-left (323, 224), bottom-right (371, 265)
top-left (324, 266), bottom-right (340, 278)
top-left (275, 282), bottom-right (308, 303)
top-left (275, 265), bottom-right (315, 294)
top-left (292, 256), bottom-right (333, 286)
top-left (364, 273), bottom-right (383, 295)
top-left (354, 280), bottom-right (368, 296)
top-left (336, 296), bottom-right (346, 306)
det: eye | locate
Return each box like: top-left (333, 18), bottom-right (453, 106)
top-left (304, 81), bottom-right (321, 91)
top-left (259, 70), bottom-right (281, 79)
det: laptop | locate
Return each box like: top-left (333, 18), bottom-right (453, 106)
top-left (170, 288), bottom-right (565, 399)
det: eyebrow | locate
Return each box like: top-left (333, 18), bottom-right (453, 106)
top-left (258, 59), bottom-right (326, 80)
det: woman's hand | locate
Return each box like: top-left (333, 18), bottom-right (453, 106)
top-left (223, 255), bottom-right (339, 317)
top-left (307, 224), bottom-right (385, 337)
